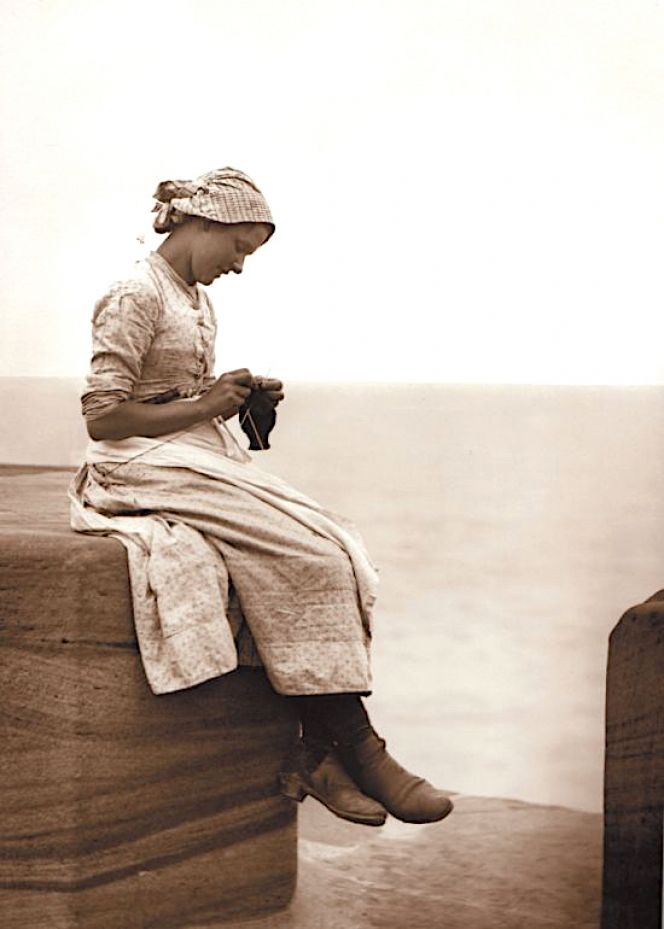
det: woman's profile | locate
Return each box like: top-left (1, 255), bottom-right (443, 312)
top-left (69, 166), bottom-right (453, 828)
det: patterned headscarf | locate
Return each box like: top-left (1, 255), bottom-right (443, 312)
top-left (152, 167), bottom-right (275, 236)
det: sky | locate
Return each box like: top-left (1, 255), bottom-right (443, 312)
top-left (1, 0), bottom-right (663, 384)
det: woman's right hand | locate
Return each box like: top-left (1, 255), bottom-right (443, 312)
top-left (199, 368), bottom-right (254, 420)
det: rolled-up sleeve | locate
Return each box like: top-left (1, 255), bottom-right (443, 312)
top-left (81, 283), bottom-right (161, 421)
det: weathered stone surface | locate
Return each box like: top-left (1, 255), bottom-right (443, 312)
top-left (602, 591), bottom-right (664, 929)
top-left (220, 795), bottom-right (602, 929)
top-left (0, 467), bottom-right (298, 929)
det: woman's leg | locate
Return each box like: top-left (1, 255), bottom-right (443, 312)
top-left (289, 694), bottom-right (454, 824)
top-left (83, 465), bottom-right (451, 823)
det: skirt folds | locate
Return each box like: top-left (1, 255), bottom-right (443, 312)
top-left (75, 460), bottom-right (373, 696)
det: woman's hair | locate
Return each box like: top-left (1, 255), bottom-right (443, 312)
top-left (152, 167), bottom-right (275, 238)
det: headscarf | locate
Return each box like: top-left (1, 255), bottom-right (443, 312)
top-left (152, 167), bottom-right (275, 236)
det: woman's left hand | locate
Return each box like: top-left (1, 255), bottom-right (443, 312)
top-left (252, 376), bottom-right (284, 406)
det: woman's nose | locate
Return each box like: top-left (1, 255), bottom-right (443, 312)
top-left (232, 256), bottom-right (245, 274)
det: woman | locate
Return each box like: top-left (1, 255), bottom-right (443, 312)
top-left (70, 167), bottom-right (453, 828)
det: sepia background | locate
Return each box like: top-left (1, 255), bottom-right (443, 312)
top-left (2, 0), bottom-right (663, 831)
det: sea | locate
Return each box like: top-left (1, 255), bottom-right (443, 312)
top-left (3, 377), bottom-right (664, 814)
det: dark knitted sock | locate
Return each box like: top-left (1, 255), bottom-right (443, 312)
top-left (289, 694), bottom-right (373, 748)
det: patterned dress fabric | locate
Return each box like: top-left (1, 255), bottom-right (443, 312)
top-left (81, 252), bottom-right (217, 421)
top-left (71, 253), bottom-right (377, 696)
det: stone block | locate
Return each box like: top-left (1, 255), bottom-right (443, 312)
top-left (602, 590), bottom-right (664, 929)
top-left (0, 468), bottom-right (298, 929)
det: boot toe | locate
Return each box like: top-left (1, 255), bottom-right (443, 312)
top-left (394, 786), bottom-right (454, 824)
top-left (339, 734), bottom-right (455, 825)
top-left (322, 785), bottom-right (388, 826)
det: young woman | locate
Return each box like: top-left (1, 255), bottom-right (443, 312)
top-left (70, 167), bottom-right (453, 828)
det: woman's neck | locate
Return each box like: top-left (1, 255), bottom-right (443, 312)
top-left (157, 236), bottom-right (195, 285)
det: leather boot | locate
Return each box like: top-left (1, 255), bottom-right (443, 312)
top-left (279, 739), bottom-right (388, 827)
top-left (337, 730), bottom-right (454, 824)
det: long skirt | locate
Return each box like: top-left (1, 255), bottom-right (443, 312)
top-left (70, 443), bottom-right (377, 697)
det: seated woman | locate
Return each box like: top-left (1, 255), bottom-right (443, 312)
top-left (70, 167), bottom-right (453, 828)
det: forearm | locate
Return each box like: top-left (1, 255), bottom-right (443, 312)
top-left (86, 396), bottom-right (221, 441)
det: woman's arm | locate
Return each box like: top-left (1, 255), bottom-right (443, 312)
top-left (87, 369), bottom-right (257, 441)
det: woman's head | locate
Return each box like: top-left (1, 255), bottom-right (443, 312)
top-left (152, 167), bottom-right (275, 284)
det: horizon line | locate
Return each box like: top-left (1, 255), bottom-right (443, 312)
top-left (2, 376), bottom-right (664, 390)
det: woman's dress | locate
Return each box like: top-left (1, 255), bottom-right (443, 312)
top-left (70, 253), bottom-right (378, 696)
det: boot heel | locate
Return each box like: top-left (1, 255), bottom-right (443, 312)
top-left (279, 771), bottom-right (307, 802)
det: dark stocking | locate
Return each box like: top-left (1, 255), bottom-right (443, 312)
top-left (289, 693), bottom-right (373, 750)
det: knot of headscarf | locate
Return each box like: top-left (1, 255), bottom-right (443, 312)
top-left (152, 167), bottom-right (275, 235)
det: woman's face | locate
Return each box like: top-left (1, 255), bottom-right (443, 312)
top-left (191, 221), bottom-right (272, 285)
